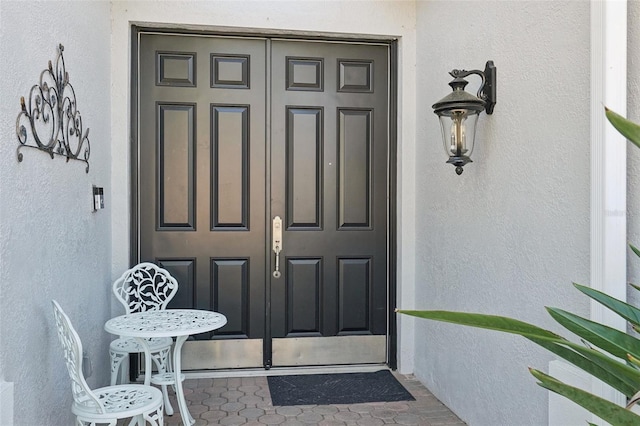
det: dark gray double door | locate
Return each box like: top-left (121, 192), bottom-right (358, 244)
top-left (137, 32), bottom-right (389, 369)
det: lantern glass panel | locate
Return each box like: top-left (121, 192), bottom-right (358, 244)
top-left (438, 110), bottom-right (479, 158)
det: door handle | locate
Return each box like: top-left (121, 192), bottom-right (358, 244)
top-left (272, 216), bottom-right (283, 278)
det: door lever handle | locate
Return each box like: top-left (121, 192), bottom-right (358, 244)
top-left (272, 216), bottom-right (283, 278)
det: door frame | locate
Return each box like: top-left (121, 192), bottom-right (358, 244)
top-left (129, 25), bottom-right (399, 369)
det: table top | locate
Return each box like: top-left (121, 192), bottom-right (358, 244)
top-left (105, 309), bottom-right (227, 338)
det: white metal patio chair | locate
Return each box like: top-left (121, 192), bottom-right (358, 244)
top-left (110, 262), bottom-right (183, 415)
top-left (52, 300), bottom-right (163, 426)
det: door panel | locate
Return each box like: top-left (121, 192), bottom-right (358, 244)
top-left (269, 40), bottom-right (388, 366)
top-left (139, 34), bottom-right (267, 368)
top-left (137, 33), bottom-right (389, 370)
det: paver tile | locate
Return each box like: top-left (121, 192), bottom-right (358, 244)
top-left (241, 407), bottom-right (267, 419)
top-left (276, 406), bottom-right (303, 416)
top-left (201, 409), bottom-right (227, 421)
top-left (297, 412), bottom-right (325, 423)
top-left (240, 385), bottom-right (262, 394)
top-left (348, 404), bottom-right (375, 414)
top-left (220, 415), bottom-right (248, 425)
top-left (221, 401), bottom-right (246, 412)
top-left (334, 411), bottom-right (362, 422)
top-left (356, 418), bottom-right (385, 426)
top-left (186, 391), bottom-right (210, 402)
top-left (370, 409), bottom-right (397, 420)
top-left (392, 413), bottom-right (421, 425)
top-left (258, 413), bottom-right (287, 424)
top-left (385, 402), bottom-right (411, 411)
top-left (281, 420), bottom-right (306, 426)
top-left (312, 405), bottom-right (339, 415)
top-left (241, 394), bottom-right (267, 405)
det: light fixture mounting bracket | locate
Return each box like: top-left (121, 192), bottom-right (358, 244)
top-left (449, 60), bottom-right (496, 114)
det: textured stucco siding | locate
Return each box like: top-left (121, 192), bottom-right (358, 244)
top-left (0, 1), bottom-right (112, 424)
top-left (0, 1), bottom-right (630, 425)
top-left (414, 2), bottom-right (591, 425)
top-left (628, 0), bottom-right (640, 314)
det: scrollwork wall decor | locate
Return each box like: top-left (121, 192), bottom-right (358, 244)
top-left (16, 44), bottom-right (90, 172)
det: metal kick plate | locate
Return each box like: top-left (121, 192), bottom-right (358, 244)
top-left (272, 335), bottom-right (386, 367)
top-left (160, 336), bottom-right (385, 370)
top-left (180, 339), bottom-right (263, 370)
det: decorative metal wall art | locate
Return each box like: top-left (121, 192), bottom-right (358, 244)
top-left (16, 44), bottom-right (91, 172)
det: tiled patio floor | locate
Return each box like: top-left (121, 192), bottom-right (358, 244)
top-left (160, 371), bottom-right (466, 425)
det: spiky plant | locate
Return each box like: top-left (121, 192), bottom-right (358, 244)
top-left (398, 109), bottom-right (640, 425)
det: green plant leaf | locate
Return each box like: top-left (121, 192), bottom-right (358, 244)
top-left (571, 345), bottom-right (640, 396)
top-left (574, 283), bottom-right (640, 327)
top-left (606, 107), bottom-right (640, 149)
top-left (630, 243), bottom-right (640, 260)
top-left (529, 337), bottom-right (640, 397)
top-left (547, 308), bottom-right (640, 360)
top-left (396, 310), bottom-right (563, 339)
top-left (530, 369), bottom-right (640, 425)
top-left (397, 310), bottom-right (640, 397)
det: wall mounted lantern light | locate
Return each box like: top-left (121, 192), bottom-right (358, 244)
top-left (432, 61), bottom-right (496, 175)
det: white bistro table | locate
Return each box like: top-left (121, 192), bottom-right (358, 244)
top-left (105, 309), bottom-right (227, 425)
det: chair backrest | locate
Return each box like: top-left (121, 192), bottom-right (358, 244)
top-left (112, 262), bottom-right (179, 314)
top-left (51, 300), bottom-right (105, 413)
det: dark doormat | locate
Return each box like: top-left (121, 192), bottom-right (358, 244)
top-left (267, 370), bottom-right (415, 406)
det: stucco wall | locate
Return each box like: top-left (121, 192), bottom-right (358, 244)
top-left (110, 0), bottom-right (419, 369)
top-left (628, 0), bottom-right (640, 313)
top-left (0, 1), bottom-right (112, 424)
top-left (0, 0), bottom-right (624, 424)
top-left (414, 1), bottom-right (591, 425)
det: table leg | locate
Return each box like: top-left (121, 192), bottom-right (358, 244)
top-left (134, 337), bottom-right (153, 387)
top-left (173, 335), bottom-right (194, 425)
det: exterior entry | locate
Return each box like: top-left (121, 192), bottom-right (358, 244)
top-left (136, 31), bottom-right (392, 370)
